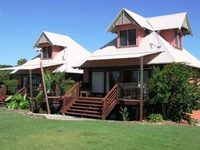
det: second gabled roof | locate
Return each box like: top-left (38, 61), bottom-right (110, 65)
top-left (107, 8), bottom-right (192, 35)
top-left (107, 8), bottom-right (153, 32)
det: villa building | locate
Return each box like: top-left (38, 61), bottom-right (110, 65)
top-left (62, 8), bottom-right (200, 120)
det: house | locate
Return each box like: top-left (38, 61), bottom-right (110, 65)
top-left (7, 31), bottom-right (91, 95)
top-left (62, 8), bottom-right (200, 120)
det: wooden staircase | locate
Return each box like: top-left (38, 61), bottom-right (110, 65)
top-left (62, 83), bottom-right (119, 119)
top-left (66, 97), bottom-right (103, 119)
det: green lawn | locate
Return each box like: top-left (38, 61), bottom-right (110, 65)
top-left (0, 109), bottom-right (200, 150)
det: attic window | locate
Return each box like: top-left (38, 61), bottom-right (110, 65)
top-left (42, 46), bottom-right (52, 59)
top-left (120, 29), bottom-right (136, 47)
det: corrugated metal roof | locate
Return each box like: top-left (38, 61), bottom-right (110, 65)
top-left (82, 31), bottom-right (200, 68)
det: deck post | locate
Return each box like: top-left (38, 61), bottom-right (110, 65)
top-left (40, 51), bottom-right (51, 114)
top-left (139, 56), bottom-right (144, 121)
top-left (29, 69), bottom-right (34, 112)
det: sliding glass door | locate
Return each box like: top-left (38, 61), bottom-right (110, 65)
top-left (92, 72), bottom-right (104, 93)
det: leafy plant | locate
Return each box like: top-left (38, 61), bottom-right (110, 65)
top-left (60, 79), bottom-right (75, 94)
top-left (119, 106), bottom-right (129, 121)
top-left (44, 70), bottom-right (75, 95)
top-left (44, 70), bottom-right (55, 95)
top-left (5, 94), bottom-right (30, 109)
top-left (147, 63), bottom-right (200, 122)
top-left (35, 91), bottom-right (44, 104)
top-left (148, 114), bottom-right (163, 123)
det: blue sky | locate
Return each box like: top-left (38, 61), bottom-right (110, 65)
top-left (0, 0), bottom-right (200, 65)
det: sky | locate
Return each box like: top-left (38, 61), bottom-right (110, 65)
top-left (0, 0), bottom-right (200, 66)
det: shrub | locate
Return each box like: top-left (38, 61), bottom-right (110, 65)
top-left (147, 63), bottom-right (200, 122)
top-left (0, 70), bottom-right (11, 83)
top-left (148, 114), bottom-right (163, 123)
top-left (119, 106), bottom-right (129, 121)
top-left (4, 79), bottom-right (18, 94)
top-left (5, 94), bottom-right (30, 109)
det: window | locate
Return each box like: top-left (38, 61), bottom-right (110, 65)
top-left (123, 69), bottom-right (151, 84)
top-left (42, 46), bottom-right (52, 59)
top-left (174, 32), bottom-right (182, 49)
top-left (120, 29), bottom-right (136, 47)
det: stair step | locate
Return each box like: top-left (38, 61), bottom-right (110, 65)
top-left (76, 99), bottom-right (103, 104)
top-left (78, 97), bottom-right (103, 101)
top-left (68, 108), bottom-right (102, 114)
top-left (70, 105), bottom-right (102, 111)
top-left (66, 111), bottom-right (102, 119)
top-left (73, 103), bottom-right (102, 107)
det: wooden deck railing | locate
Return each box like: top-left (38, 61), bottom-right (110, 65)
top-left (15, 87), bottom-right (26, 96)
top-left (0, 85), bottom-right (7, 101)
top-left (102, 83), bottom-right (119, 119)
top-left (62, 82), bottom-right (80, 114)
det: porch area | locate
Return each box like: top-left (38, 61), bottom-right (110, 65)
top-left (62, 82), bottom-right (147, 120)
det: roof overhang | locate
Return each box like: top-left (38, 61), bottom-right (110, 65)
top-left (80, 51), bottom-right (161, 68)
top-left (10, 63), bottom-right (63, 74)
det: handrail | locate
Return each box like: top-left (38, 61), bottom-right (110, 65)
top-left (15, 87), bottom-right (26, 96)
top-left (102, 83), bottom-right (119, 119)
top-left (62, 82), bottom-right (80, 114)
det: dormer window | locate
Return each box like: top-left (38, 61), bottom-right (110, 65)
top-left (120, 29), bottom-right (136, 47)
top-left (174, 31), bottom-right (182, 49)
top-left (42, 46), bottom-right (52, 59)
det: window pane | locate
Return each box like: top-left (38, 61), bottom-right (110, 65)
top-left (128, 29), bottom-right (136, 45)
top-left (120, 30), bottom-right (127, 46)
top-left (92, 72), bottom-right (104, 93)
top-left (132, 70), bottom-right (139, 83)
top-left (43, 46), bottom-right (52, 59)
top-left (47, 46), bottom-right (52, 58)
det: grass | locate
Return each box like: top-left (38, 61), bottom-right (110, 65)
top-left (0, 109), bottom-right (200, 150)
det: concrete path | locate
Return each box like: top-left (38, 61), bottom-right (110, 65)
top-left (27, 112), bottom-right (96, 121)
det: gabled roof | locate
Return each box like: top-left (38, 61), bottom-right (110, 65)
top-left (107, 8), bottom-right (192, 35)
top-left (34, 31), bottom-right (70, 48)
top-left (107, 8), bottom-right (153, 32)
top-left (12, 31), bottom-right (91, 74)
top-left (147, 12), bottom-right (192, 35)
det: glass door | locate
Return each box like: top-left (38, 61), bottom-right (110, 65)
top-left (92, 72), bottom-right (104, 93)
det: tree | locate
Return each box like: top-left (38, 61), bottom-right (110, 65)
top-left (44, 70), bottom-right (75, 96)
top-left (17, 58), bottom-right (27, 66)
top-left (147, 63), bottom-right (200, 122)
